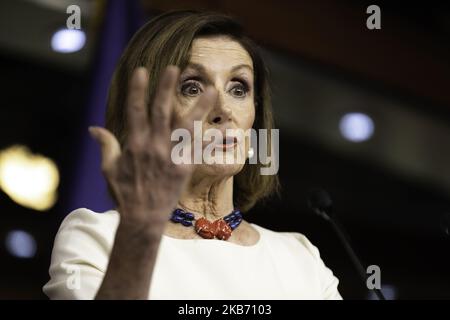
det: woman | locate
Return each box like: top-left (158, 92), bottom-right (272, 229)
top-left (43, 10), bottom-right (342, 300)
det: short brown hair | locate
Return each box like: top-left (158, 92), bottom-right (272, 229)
top-left (106, 10), bottom-right (279, 212)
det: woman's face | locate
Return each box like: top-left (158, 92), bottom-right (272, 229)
top-left (174, 36), bottom-right (256, 180)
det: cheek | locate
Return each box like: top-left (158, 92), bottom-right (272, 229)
top-left (235, 101), bottom-right (255, 130)
top-left (173, 96), bottom-right (197, 118)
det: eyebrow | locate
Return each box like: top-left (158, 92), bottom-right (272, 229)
top-left (183, 63), bottom-right (254, 75)
top-left (230, 64), bottom-right (254, 73)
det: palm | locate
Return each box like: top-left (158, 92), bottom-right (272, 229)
top-left (90, 66), bottom-right (217, 226)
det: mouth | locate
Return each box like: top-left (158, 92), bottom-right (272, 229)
top-left (216, 136), bottom-right (237, 150)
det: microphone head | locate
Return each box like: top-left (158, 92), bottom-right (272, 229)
top-left (440, 213), bottom-right (450, 237)
top-left (307, 188), bottom-right (333, 218)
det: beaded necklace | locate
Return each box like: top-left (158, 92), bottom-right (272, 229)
top-left (170, 208), bottom-right (243, 240)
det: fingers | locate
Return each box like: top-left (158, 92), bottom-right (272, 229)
top-left (151, 66), bottom-right (180, 139)
top-left (89, 126), bottom-right (121, 174)
top-left (179, 87), bottom-right (218, 133)
top-left (126, 67), bottom-right (150, 146)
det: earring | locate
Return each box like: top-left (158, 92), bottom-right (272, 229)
top-left (248, 147), bottom-right (254, 158)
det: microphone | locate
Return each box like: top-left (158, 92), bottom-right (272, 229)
top-left (307, 188), bottom-right (386, 300)
top-left (440, 212), bottom-right (450, 237)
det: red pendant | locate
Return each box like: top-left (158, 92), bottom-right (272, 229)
top-left (212, 219), bottom-right (232, 240)
top-left (194, 218), bottom-right (215, 239)
top-left (194, 217), bottom-right (233, 240)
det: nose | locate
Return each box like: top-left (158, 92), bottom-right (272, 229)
top-left (207, 92), bottom-right (232, 125)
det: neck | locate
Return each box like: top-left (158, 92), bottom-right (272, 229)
top-left (178, 175), bottom-right (234, 221)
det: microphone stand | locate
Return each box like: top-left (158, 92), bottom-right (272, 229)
top-left (313, 207), bottom-right (386, 300)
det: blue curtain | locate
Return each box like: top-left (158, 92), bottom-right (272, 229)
top-left (68, 0), bottom-right (145, 213)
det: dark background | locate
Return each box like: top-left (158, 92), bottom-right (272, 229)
top-left (0, 0), bottom-right (449, 299)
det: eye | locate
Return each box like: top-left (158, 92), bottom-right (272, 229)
top-left (181, 80), bottom-right (202, 97)
top-left (229, 82), bottom-right (249, 98)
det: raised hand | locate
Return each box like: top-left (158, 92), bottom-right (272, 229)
top-left (89, 66), bottom-right (217, 233)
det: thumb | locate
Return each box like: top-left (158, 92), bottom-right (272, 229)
top-left (89, 126), bottom-right (121, 174)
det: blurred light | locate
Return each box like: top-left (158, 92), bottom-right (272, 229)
top-left (51, 28), bottom-right (86, 53)
top-left (0, 145), bottom-right (59, 211)
top-left (5, 230), bottom-right (37, 259)
top-left (339, 112), bottom-right (374, 142)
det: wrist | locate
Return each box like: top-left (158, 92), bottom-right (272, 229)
top-left (119, 205), bottom-right (170, 226)
top-left (117, 217), bottom-right (166, 243)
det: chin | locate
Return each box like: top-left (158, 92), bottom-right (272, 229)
top-left (195, 162), bottom-right (245, 179)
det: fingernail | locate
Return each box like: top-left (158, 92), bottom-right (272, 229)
top-left (135, 67), bottom-right (148, 81)
top-left (88, 126), bottom-right (97, 138)
top-left (166, 65), bottom-right (179, 75)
